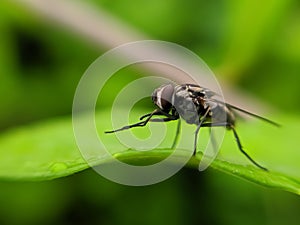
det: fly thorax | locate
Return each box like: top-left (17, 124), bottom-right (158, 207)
top-left (173, 86), bottom-right (200, 124)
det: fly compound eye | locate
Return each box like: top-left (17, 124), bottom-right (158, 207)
top-left (151, 90), bottom-right (158, 104)
top-left (152, 84), bottom-right (174, 111)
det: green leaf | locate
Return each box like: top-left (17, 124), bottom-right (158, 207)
top-left (0, 109), bottom-right (299, 195)
top-left (116, 150), bottom-right (300, 195)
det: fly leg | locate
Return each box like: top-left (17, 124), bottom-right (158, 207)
top-left (148, 114), bottom-right (180, 149)
top-left (201, 122), bottom-right (268, 171)
top-left (105, 109), bottom-right (162, 133)
top-left (193, 108), bottom-right (210, 155)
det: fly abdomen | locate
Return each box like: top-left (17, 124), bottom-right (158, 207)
top-left (209, 102), bottom-right (235, 126)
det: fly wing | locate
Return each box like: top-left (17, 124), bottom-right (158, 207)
top-left (225, 103), bottom-right (280, 127)
top-left (209, 98), bottom-right (280, 127)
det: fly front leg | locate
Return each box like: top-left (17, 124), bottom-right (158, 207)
top-left (148, 113), bottom-right (180, 149)
top-left (171, 119), bottom-right (181, 149)
top-left (105, 109), bottom-right (161, 133)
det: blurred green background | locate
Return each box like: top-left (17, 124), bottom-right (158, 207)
top-left (0, 0), bottom-right (300, 224)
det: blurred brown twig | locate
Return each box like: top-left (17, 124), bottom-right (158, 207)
top-left (15, 0), bottom-right (276, 114)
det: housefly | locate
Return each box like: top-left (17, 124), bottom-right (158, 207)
top-left (105, 83), bottom-right (279, 171)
